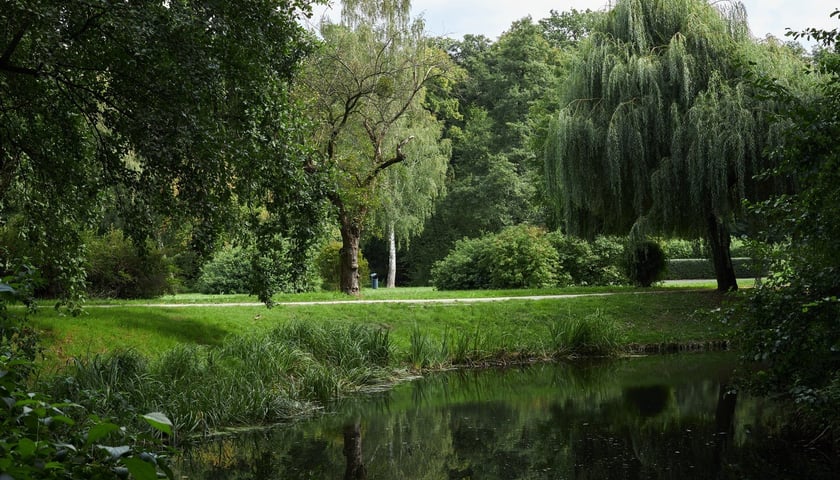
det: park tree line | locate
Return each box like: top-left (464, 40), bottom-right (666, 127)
top-left (2, 0), bottom-right (839, 431)
top-left (5, 0), bottom-right (816, 299)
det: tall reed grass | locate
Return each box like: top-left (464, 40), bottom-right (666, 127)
top-left (547, 310), bottom-right (624, 356)
top-left (45, 311), bottom-right (628, 435)
top-left (46, 322), bottom-right (393, 435)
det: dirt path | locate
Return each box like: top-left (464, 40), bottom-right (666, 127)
top-left (87, 291), bottom-right (702, 308)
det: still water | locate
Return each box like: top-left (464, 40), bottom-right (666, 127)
top-left (175, 353), bottom-right (834, 479)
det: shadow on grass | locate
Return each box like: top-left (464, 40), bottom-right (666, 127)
top-left (107, 311), bottom-right (232, 346)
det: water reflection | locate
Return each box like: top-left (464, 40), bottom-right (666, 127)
top-left (176, 353), bottom-right (834, 479)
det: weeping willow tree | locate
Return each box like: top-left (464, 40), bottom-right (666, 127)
top-left (545, 0), bottom-right (802, 291)
top-left (299, 0), bottom-right (455, 294)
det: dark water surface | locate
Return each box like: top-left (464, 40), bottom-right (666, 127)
top-left (175, 353), bottom-right (835, 479)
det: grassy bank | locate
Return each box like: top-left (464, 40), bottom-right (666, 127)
top-left (31, 288), bottom-right (732, 368)
top-left (27, 287), bottom-right (736, 435)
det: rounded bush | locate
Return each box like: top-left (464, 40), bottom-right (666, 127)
top-left (623, 240), bottom-right (667, 287)
top-left (546, 233), bottom-right (627, 286)
top-left (431, 226), bottom-right (558, 290)
top-left (430, 236), bottom-right (491, 290)
top-left (195, 245), bottom-right (253, 294)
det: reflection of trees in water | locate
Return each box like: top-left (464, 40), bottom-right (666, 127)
top-left (173, 355), bottom-right (834, 479)
top-left (343, 422), bottom-right (366, 479)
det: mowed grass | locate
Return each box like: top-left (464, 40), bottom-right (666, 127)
top-left (29, 287), bottom-right (736, 371)
top-left (37, 279), bottom-right (755, 306)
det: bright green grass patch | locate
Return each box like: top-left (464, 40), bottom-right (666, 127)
top-left (30, 290), bottom-right (732, 371)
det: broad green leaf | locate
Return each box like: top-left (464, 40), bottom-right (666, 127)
top-left (86, 422), bottom-right (120, 445)
top-left (48, 415), bottom-right (75, 426)
top-left (17, 437), bottom-right (37, 458)
top-left (124, 457), bottom-right (158, 480)
top-left (141, 412), bottom-right (173, 435)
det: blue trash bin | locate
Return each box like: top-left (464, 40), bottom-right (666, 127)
top-left (370, 273), bottom-right (378, 289)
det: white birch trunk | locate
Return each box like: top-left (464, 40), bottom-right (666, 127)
top-left (387, 223), bottom-right (397, 288)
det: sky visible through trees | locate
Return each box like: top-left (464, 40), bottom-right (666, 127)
top-left (309, 0), bottom-right (836, 47)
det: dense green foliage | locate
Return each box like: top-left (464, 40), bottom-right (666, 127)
top-left (623, 241), bottom-right (667, 288)
top-left (1, 354), bottom-right (175, 480)
top-left (546, 233), bottom-right (626, 286)
top-left (431, 226), bottom-right (558, 290)
top-left (431, 226), bottom-right (628, 290)
top-left (194, 246), bottom-right (254, 295)
top-left (0, 0), bottom-right (325, 305)
top-left (85, 230), bottom-right (173, 299)
top-left (1, 273), bottom-right (174, 479)
top-left (734, 13), bottom-right (840, 432)
top-left (407, 12), bottom-right (596, 283)
top-left (544, 0), bottom-right (808, 291)
top-left (665, 257), bottom-right (759, 280)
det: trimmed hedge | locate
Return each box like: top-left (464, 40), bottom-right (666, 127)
top-left (664, 257), bottom-right (764, 280)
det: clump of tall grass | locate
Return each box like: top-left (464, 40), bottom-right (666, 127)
top-left (406, 324), bottom-right (439, 370)
top-left (45, 322), bottom-right (394, 435)
top-left (448, 326), bottom-right (489, 365)
top-left (548, 310), bottom-right (624, 356)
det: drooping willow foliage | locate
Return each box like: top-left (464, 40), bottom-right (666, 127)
top-left (545, 0), bottom-right (805, 239)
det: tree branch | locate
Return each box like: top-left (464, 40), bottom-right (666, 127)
top-left (364, 135), bottom-right (415, 186)
top-left (0, 28), bottom-right (28, 68)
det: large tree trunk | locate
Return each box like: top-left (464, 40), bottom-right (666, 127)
top-left (339, 213), bottom-right (363, 295)
top-left (707, 214), bottom-right (738, 292)
top-left (386, 223), bottom-right (396, 288)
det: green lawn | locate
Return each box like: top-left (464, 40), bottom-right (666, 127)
top-left (28, 286), bottom-right (738, 371)
top-left (37, 279), bottom-right (755, 306)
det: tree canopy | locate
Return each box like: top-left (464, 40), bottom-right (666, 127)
top-left (299, 0), bottom-right (455, 294)
top-left (544, 0), bottom-right (807, 290)
top-left (405, 13), bottom-right (586, 283)
top-left (0, 0), bottom-right (323, 304)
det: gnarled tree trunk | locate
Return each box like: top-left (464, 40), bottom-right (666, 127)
top-left (339, 212), bottom-right (363, 295)
top-left (707, 214), bottom-right (738, 292)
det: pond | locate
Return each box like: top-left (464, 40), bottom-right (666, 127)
top-left (175, 353), bottom-right (834, 479)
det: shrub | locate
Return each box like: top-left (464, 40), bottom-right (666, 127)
top-left (664, 257), bottom-right (762, 280)
top-left (544, 233), bottom-right (590, 286)
top-left (546, 233), bottom-right (628, 286)
top-left (86, 229), bottom-right (173, 299)
top-left (482, 226), bottom-right (559, 289)
top-left (590, 236), bottom-right (628, 285)
top-left (431, 226), bottom-right (558, 290)
top-left (194, 245), bottom-right (252, 294)
top-left (623, 240), bottom-right (667, 287)
top-left (429, 236), bottom-right (492, 290)
top-left (660, 238), bottom-right (706, 258)
top-left (195, 242), bottom-right (318, 295)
